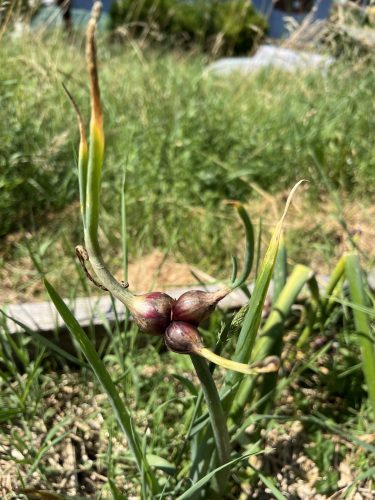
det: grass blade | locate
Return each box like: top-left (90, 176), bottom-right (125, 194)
top-left (0, 310), bottom-right (87, 368)
top-left (177, 450), bottom-right (258, 500)
top-left (62, 82), bottom-right (88, 226)
top-left (272, 237), bottom-right (287, 303)
top-left (248, 466), bottom-right (287, 500)
top-left (327, 296), bottom-right (375, 317)
top-left (321, 254), bottom-right (347, 318)
top-left (229, 202), bottom-right (254, 289)
top-left (345, 253), bottom-right (375, 416)
top-left (221, 181), bottom-right (305, 410)
top-left (44, 278), bottom-right (159, 495)
top-left (232, 264), bottom-right (314, 416)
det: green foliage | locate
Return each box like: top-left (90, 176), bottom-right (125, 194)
top-left (109, 0), bottom-right (267, 56)
top-left (0, 39), bottom-right (77, 236)
top-left (305, 431), bottom-right (343, 495)
top-left (346, 253), bottom-right (375, 416)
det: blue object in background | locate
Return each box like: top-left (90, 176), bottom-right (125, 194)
top-left (252, 0), bottom-right (333, 38)
top-left (33, 0), bottom-right (113, 28)
top-left (71, 0), bottom-right (115, 12)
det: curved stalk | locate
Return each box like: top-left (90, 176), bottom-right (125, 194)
top-left (82, 2), bottom-right (134, 304)
top-left (228, 202), bottom-right (254, 289)
top-left (197, 348), bottom-right (280, 375)
top-left (64, 3), bottom-right (157, 495)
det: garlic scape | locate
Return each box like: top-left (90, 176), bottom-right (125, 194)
top-left (64, 2), bottom-right (141, 314)
top-left (65, 2), bottom-right (272, 377)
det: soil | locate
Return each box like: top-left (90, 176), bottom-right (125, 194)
top-left (1, 372), bottom-right (373, 499)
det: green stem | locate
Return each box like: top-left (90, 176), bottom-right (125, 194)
top-left (321, 254), bottom-right (346, 317)
top-left (176, 321), bottom-right (232, 470)
top-left (345, 253), bottom-right (375, 417)
top-left (190, 355), bottom-right (231, 492)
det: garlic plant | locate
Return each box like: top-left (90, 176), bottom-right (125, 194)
top-left (64, 2), bottom-right (278, 378)
top-left (57, 2), bottom-right (309, 496)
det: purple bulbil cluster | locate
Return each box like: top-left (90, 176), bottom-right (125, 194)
top-left (127, 288), bottom-right (230, 354)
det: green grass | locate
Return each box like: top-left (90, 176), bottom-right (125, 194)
top-left (1, 31), bottom-right (375, 300)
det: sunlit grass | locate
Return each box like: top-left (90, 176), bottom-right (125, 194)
top-left (1, 30), bottom-right (375, 302)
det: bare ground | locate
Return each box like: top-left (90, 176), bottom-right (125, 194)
top-left (1, 370), bottom-right (374, 499)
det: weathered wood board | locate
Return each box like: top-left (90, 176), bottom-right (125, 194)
top-left (3, 285), bottom-right (252, 334)
top-left (3, 269), bottom-right (374, 335)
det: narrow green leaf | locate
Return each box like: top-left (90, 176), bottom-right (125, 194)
top-left (232, 264), bottom-right (313, 416)
top-left (272, 237), bottom-right (287, 303)
top-left (327, 296), bottom-right (375, 318)
top-left (177, 450), bottom-right (258, 500)
top-left (44, 279), bottom-right (159, 495)
top-left (108, 479), bottom-right (127, 500)
top-left (0, 408), bottom-right (22, 422)
top-left (321, 254), bottom-right (347, 318)
top-left (121, 161), bottom-right (129, 284)
top-left (345, 254), bottom-right (375, 416)
top-left (172, 374), bottom-right (198, 396)
top-left (230, 202), bottom-right (254, 289)
top-left (230, 254), bottom-right (238, 284)
top-left (61, 82), bottom-right (88, 226)
top-left (146, 454), bottom-right (176, 475)
top-left (0, 310), bottom-right (87, 368)
top-left (248, 466), bottom-right (287, 500)
top-left (255, 263), bottom-right (314, 360)
top-left (221, 181), bottom-right (305, 409)
top-left (297, 257), bottom-right (346, 349)
top-left (344, 466), bottom-right (375, 499)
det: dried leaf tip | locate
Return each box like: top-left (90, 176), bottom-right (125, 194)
top-left (86, 1), bottom-right (103, 126)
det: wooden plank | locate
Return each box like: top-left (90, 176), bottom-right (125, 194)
top-left (3, 285), bottom-right (251, 334)
top-left (3, 270), bottom-right (374, 335)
